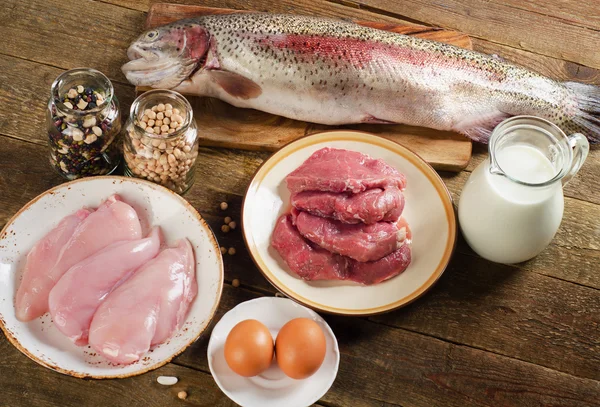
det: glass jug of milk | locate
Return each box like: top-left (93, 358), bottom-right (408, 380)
top-left (458, 116), bottom-right (589, 264)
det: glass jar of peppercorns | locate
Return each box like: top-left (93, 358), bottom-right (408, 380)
top-left (47, 68), bottom-right (121, 179)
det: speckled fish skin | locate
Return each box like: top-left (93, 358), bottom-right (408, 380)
top-left (123, 13), bottom-right (600, 143)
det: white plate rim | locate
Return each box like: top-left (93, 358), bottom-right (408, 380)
top-left (241, 130), bottom-right (457, 316)
top-left (0, 175), bottom-right (224, 379)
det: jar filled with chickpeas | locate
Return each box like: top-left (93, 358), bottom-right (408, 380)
top-left (123, 90), bottom-right (199, 194)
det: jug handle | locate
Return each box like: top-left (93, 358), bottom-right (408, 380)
top-left (562, 133), bottom-right (589, 186)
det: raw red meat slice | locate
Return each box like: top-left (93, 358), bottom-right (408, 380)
top-left (271, 215), bottom-right (350, 281)
top-left (292, 209), bottom-right (406, 262)
top-left (349, 244), bottom-right (411, 285)
top-left (286, 148), bottom-right (406, 194)
top-left (291, 187), bottom-right (404, 224)
top-left (271, 214), bottom-right (411, 285)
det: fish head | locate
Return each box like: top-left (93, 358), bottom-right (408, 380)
top-left (122, 21), bottom-right (210, 88)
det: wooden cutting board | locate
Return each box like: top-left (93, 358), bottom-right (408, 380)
top-left (142, 3), bottom-right (473, 171)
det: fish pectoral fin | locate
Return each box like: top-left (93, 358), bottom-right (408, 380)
top-left (455, 112), bottom-right (511, 143)
top-left (361, 115), bottom-right (398, 124)
top-left (208, 70), bottom-right (262, 100)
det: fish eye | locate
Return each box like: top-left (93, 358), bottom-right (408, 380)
top-left (145, 30), bottom-right (159, 41)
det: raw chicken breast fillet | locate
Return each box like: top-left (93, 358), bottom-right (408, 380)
top-left (48, 228), bottom-right (162, 345)
top-left (15, 195), bottom-right (142, 321)
top-left (89, 239), bottom-right (197, 365)
top-left (15, 209), bottom-right (91, 322)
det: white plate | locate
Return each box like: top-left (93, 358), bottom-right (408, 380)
top-left (242, 131), bottom-right (456, 315)
top-left (0, 176), bottom-right (224, 378)
top-left (207, 297), bottom-right (339, 407)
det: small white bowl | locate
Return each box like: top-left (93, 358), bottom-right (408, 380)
top-left (0, 176), bottom-right (223, 378)
top-left (242, 130), bottom-right (457, 315)
top-left (207, 297), bottom-right (339, 407)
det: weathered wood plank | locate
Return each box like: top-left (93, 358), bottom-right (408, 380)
top-left (2, 137), bottom-right (599, 383)
top-left (2, 133), bottom-right (598, 290)
top-left (470, 39), bottom-right (600, 85)
top-left (345, 0), bottom-right (600, 69)
top-left (101, 0), bottom-right (600, 79)
top-left (0, 0), bottom-right (142, 84)
top-left (442, 170), bottom-right (600, 289)
top-left (0, 54), bottom-right (135, 147)
top-left (371, 252), bottom-right (600, 381)
top-left (2, 0), bottom-right (599, 155)
top-left (496, 0), bottom-right (600, 32)
top-left (2, 11), bottom-right (600, 202)
top-left (0, 337), bottom-right (237, 406)
top-left (99, 0), bottom-right (417, 20)
top-left (102, 0), bottom-right (600, 70)
top-left (0, 133), bottom-right (275, 293)
top-left (0, 332), bottom-right (315, 407)
top-left (1, 0), bottom-right (600, 406)
top-left (1, 275), bottom-right (598, 407)
top-left (175, 285), bottom-right (600, 407)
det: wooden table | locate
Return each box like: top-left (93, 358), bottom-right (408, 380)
top-left (1, 1), bottom-right (599, 406)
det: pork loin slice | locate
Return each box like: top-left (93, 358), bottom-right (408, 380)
top-left (291, 187), bottom-right (404, 224)
top-left (292, 209), bottom-right (405, 262)
top-left (286, 148), bottom-right (406, 194)
top-left (271, 214), bottom-right (411, 285)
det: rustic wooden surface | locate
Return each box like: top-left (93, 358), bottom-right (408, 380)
top-left (139, 3), bottom-right (473, 172)
top-left (0, 0), bottom-right (599, 406)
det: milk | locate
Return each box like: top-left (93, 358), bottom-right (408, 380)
top-left (458, 144), bottom-right (564, 264)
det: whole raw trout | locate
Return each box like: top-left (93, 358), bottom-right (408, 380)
top-left (123, 13), bottom-right (600, 143)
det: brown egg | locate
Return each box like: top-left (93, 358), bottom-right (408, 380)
top-left (275, 318), bottom-right (327, 379)
top-left (224, 319), bottom-right (274, 377)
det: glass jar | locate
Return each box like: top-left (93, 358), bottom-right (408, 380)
top-left (123, 90), bottom-right (199, 194)
top-left (47, 68), bottom-right (121, 179)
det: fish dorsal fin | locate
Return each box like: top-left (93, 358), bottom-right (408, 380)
top-left (208, 71), bottom-right (262, 100)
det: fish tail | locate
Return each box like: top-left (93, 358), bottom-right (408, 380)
top-left (562, 82), bottom-right (600, 144)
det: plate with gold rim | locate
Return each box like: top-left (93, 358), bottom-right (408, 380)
top-left (242, 130), bottom-right (456, 316)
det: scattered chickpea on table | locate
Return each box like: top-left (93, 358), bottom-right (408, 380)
top-left (217, 202), bottom-right (237, 256)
